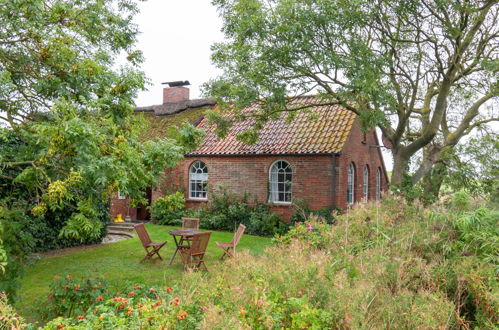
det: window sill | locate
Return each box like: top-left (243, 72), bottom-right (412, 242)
top-left (186, 198), bottom-right (208, 203)
top-left (268, 202), bottom-right (293, 207)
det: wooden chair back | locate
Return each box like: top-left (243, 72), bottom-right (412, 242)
top-left (232, 224), bottom-right (246, 246)
top-left (182, 217), bottom-right (200, 230)
top-left (134, 223), bottom-right (151, 248)
top-left (189, 232), bottom-right (211, 255)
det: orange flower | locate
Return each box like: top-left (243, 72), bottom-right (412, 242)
top-left (73, 285), bottom-right (81, 291)
top-left (134, 284), bottom-right (140, 289)
top-left (240, 306), bottom-right (246, 318)
top-left (177, 310), bottom-right (188, 320)
top-left (99, 314), bottom-right (105, 320)
top-left (77, 315), bottom-right (85, 320)
top-left (119, 304), bottom-right (125, 309)
top-left (57, 325), bottom-right (65, 329)
top-left (164, 286), bottom-right (173, 293)
top-left (149, 288), bottom-right (155, 293)
top-left (169, 297), bottom-right (179, 305)
top-left (96, 296), bottom-right (103, 301)
top-left (128, 291), bottom-right (135, 297)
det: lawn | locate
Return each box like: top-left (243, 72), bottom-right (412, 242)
top-left (15, 224), bottom-right (271, 321)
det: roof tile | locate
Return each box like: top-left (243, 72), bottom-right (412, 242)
top-left (189, 96), bottom-right (357, 155)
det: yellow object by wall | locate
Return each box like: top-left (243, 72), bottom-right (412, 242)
top-left (114, 214), bottom-right (124, 222)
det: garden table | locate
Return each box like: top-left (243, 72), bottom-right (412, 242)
top-left (168, 229), bottom-right (201, 265)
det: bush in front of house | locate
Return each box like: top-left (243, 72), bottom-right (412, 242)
top-left (149, 192), bottom-right (186, 225)
top-left (194, 189), bottom-right (289, 237)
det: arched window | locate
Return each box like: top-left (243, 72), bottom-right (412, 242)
top-left (347, 162), bottom-right (355, 204)
top-left (189, 160), bottom-right (208, 199)
top-left (363, 165), bottom-right (369, 202)
top-left (269, 160), bottom-right (292, 203)
top-left (376, 168), bottom-right (381, 201)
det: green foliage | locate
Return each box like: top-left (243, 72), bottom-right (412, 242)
top-left (0, 293), bottom-right (28, 329)
top-left (38, 275), bottom-right (109, 320)
top-left (0, 0), bottom-right (204, 302)
top-left (42, 285), bottom-right (203, 330)
top-left (195, 188), bottom-right (289, 236)
top-left (149, 192), bottom-right (186, 225)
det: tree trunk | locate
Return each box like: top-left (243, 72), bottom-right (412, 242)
top-left (390, 149), bottom-right (410, 186)
top-left (421, 162), bottom-right (447, 205)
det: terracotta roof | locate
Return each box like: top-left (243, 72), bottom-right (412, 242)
top-left (190, 96), bottom-right (357, 155)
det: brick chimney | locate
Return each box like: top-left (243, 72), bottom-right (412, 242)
top-left (163, 87), bottom-right (189, 104)
top-left (162, 80), bottom-right (190, 104)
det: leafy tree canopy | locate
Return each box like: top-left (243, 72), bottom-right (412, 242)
top-left (205, 0), bottom-right (499, 186)
top-left (0, 0), bottom-right (204, 241)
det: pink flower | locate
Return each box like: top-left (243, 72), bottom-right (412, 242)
top-left (306, 225), bottom-right (313, 232)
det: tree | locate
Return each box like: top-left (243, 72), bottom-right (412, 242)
top-left (205, 0), bottom-right (499, 187)
top-left (0, 0), bottom-right (203, 299)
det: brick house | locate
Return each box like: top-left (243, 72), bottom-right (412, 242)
top-left (111, 85), bottom-right (389, 221)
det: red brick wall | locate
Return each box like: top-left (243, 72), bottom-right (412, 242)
top-left (110, 194), bottom-right (136, 220)
top-left (163, 87), bottom-right (189, 104)
top-left (165, 155), bottom-right (336, 220)
top-left (335, 122), bottom-right (389, 210)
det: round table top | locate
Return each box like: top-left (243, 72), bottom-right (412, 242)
top-left (168, 229), bottom-right (201, 236)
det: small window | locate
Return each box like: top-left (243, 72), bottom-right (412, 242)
top-left (189, 160), bottom-right (208, 199)
top-left (269, 160), bottom-right (292, 203)
top-left (363, 166), bottom-right (369, 202)
top-left (117, 191), bottom-right (126, 200)
top-left (347, 162), bottom-right (355, 204)
top-left (376, 168), bottom-right (381, 201)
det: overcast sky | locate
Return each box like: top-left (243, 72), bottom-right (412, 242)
top-left (133, 1), bottom-right (223, 106)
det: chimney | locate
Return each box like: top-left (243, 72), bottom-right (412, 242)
top-left (162, 80), bottom-right (190, 104)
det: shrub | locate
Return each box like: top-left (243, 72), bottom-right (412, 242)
top-left (42, 285), bottom-right (204, 330)
top-left (149, 192), bottom-right (186, 225)
top-left (38, 275), bottom-right (109, 320)
top-left (197, 188), bottom-right (289, 236)
top-left (0, 293), bottom-right (28, 329)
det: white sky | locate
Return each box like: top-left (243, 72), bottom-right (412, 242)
top-left (133, 1), bottom-right (224, 106)
top-left (132, 1), bottom-right (395, 171)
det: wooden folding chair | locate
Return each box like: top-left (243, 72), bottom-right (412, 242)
top-left (216, 224), bottom-right (246, 259)
top-left (179, 232), bottom-right (211, 271)
top-left (134, 223), bottom-right (166, 263)
top-left (180, 217), bottom-right (200, 245)
top-left (182, 217), bottom-right (200, 230)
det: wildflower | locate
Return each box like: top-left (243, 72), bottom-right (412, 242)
top-left (134, 284), bottom-right (140, 290)
top-left (294, 221), bottom-right (299, 226)
top-left (99, 314), bottom-right (105, 320)
top-left (164, 286), bottom-right (173, 293)
top-left (128, 291), bottom-right (135, 297)
top-left (96, 296), bottom-right (103, 301)
top-left (127, 307), bottom-right (134, 315)
top-left (73, 285), bottom-right (81, 291)
top-left (137, 303), bottom-right (143, 308)
top-left (77, 315), bottom-right (85, 320)
top-left (169, 297), bottom-right (179, 305)
top-left (240, 306), bottom-right (246, 318)
top-left (57, 325), bottom-right (65, 329)
top-left (92, 285), bottom-right (98, 290)
top-left (177, 310), bottom-right (188, 320)
top-left (149, 288), bottom-right (155, 293)
top-left (306, 225), bottom-right (313, 232)
top-left (54, 275), bottom-right (60, 279)
top-left (119, 304), bottom-right (125, 309)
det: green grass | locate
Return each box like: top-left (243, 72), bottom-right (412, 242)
top-left (15, 224), bottom-right (271, 321)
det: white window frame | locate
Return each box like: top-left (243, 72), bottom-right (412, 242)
top-left (269, 160), bottom-right (293, 204)
top-left (347, 162), bottom-right (355, 204)
top-left (189, 160), bottom-right (208, 199)
top-left (363, 165), bottom-right (369, 202)
top-left (376, 168), bottom-right (381, 201)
